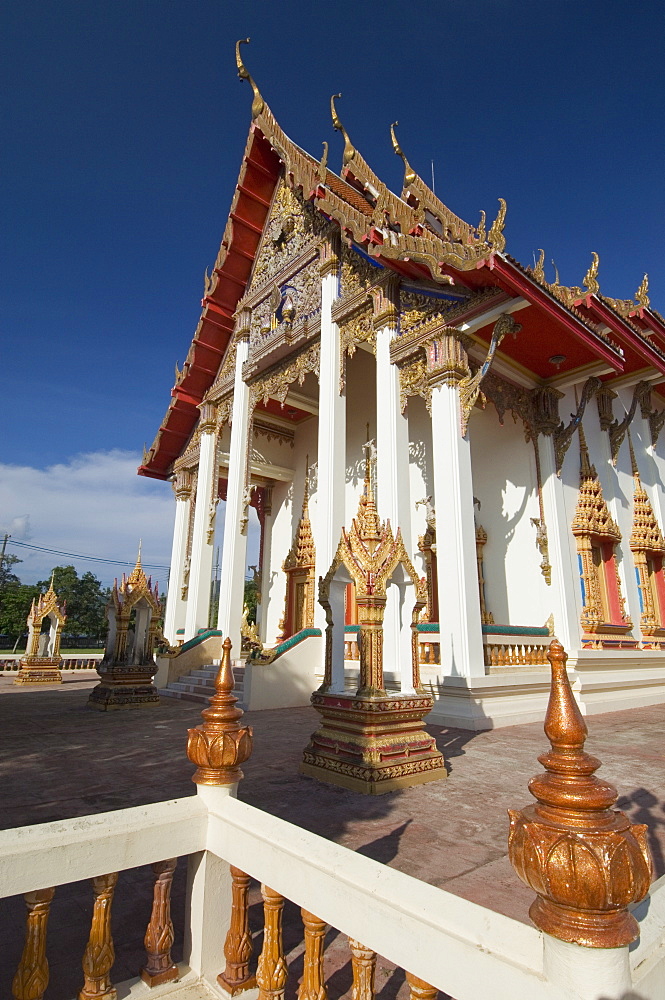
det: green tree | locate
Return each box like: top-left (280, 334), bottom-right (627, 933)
top-left (35, 566), bottom-right (110, 640)
top-left (0, 583), bottom-right (39, 642)
top-left (0, 551), bottom-right (22, 590)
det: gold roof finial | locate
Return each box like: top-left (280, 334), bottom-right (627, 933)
top-left (330, 94), bottom-right (356, 167)
top-left (318, 140), bottom-right (329, 176)
top-left (137, 538), bottom-right (143, 565)
top-left (635, 273), bottom-right (650, 310)
top-left (533, 249), bottom-right (546, 283)
top-left (235, 38), bottom-right (265, 120)
top-left (390, 121), bottom-right (416, 189)
top-left (488, 198), bottom-right (507, 253)
top-left (583, 251), bottom-right (600, 296)
top-left (551, 259), bottom-right (560, 287)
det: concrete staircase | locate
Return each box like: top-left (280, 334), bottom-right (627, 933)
top-left (160, 661), bottom-right (246, 708)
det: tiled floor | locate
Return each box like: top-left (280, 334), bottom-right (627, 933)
top-left (0, 674), bottom-right (663, 999)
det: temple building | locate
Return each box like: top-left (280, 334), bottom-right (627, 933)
top-left (140, 42), bottom-right (665, 729)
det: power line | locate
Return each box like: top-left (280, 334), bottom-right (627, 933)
top-left (7, 539), bottom-right (169, 571)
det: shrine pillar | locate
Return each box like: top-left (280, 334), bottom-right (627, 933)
top-left (217, 321), bottom-right (251, 653)
top-left (428, 330), bottom-right (485, 677)
top-left (315, 235), bottom-right (346, 633)
top-left (374, 280), bottom-right (413, 690)
top-left (164, 470), bottom-right (192, 644)
top-left (184, 402), bottom-right (218, 640)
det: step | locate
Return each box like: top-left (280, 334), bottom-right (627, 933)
top-left (167, 681), bottom-right (216, 696)
top-left (160, 687), bottom-right (247, 709)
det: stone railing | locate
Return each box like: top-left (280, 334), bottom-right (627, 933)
top-left (2, 639), bottom-right (663, 1000)
top-left (0, 655), bottom-right (103, 673)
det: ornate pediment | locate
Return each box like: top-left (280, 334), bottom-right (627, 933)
top-left (245, 178), bottom-right (325, 298)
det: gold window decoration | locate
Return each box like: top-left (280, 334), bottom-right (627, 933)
top-left (279, 460), bottom-right (316, 640)
top-left (571, 427), bottom-right (631, 635)
top-left (628, 436), bottom-right (665, 636)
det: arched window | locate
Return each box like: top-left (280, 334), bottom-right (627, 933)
top-left (572, 427), bottom-right (632, 640)
top-left (629, 441), bottom-right (665, 641)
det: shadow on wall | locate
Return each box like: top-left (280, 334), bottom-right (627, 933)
top-left (617, 787), bottom-right (665, 879)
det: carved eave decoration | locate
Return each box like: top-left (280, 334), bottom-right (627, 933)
top-left (248, 339), bottom-right (320, 409)
top-left (553, 377), bottom-right (601, 477)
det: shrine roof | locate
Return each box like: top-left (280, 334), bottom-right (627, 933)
top-left (138, 44), bottom-right (663, 481)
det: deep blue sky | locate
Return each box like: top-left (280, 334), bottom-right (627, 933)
top-left (3, 1), bottom-right (665, 469)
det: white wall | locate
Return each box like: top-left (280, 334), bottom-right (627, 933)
top-left (470, 404), bottom-right (549, 627)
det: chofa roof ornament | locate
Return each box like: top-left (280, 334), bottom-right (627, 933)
top-left (235, 38), bottom-right (265, 120)
top-left (330, 93), bottom-right (356, 168)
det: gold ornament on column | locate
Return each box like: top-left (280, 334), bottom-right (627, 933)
top-left (141, 859), bottom-right (178, 987)
top-left (187, 637), bottom-right (253, 784)
top-left (79, 873), bottom-right (118, 1000)
top-left (256, 886), bottom-right (287, 1000)
top-left (218, 866), bottom-right (256, 995)
top-left (508, 639), bottom-right (652, 947)
top-left (12, 887), bottom-right (55, 1000)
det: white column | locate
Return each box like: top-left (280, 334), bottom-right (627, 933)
top-left (430, 363), bottom-right (485, 678)
top-left (538, 434), bottom-right (583, 652)
top-left (315, 239), bottom-right (346, 635)
top-left (163, 470), bottom-right (192, 643)
top-left (217, 333), bottom-right (251, 653)
top-left (184, 403), bottom-right (218, 640)
top-left (375, 304), bottom-right (413, 691)
top-left (375, 327), bottom-right (412, 550)
top-left (184, 785), bottom-right (236, 981)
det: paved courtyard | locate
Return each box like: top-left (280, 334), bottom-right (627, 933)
top-left (0, 673), bottom-right (663, 999)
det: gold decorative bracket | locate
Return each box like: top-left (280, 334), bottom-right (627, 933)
top-left (553, 376), bottom-right (601, 476)
top-left (608, 381), bottom-right (651, 466)
top-left (458, 313), bottom-right (521, 436)
top-left (595, 385), bottom-right (617, 432)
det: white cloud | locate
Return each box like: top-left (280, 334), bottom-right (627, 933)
top-left (0, 450), bottom-right (174, 589)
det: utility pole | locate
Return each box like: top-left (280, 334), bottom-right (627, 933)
top-left (0, 533), bottom-right (10, 584)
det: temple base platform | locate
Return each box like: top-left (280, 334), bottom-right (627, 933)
top-left (14, 657), bottom-right (63, 684)
top-left (88, 675), bottom-right (160, 710)
top-left (422, 651), bottom-right (665, 730)
top-left (301, 689), bottom-right (446, 794)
